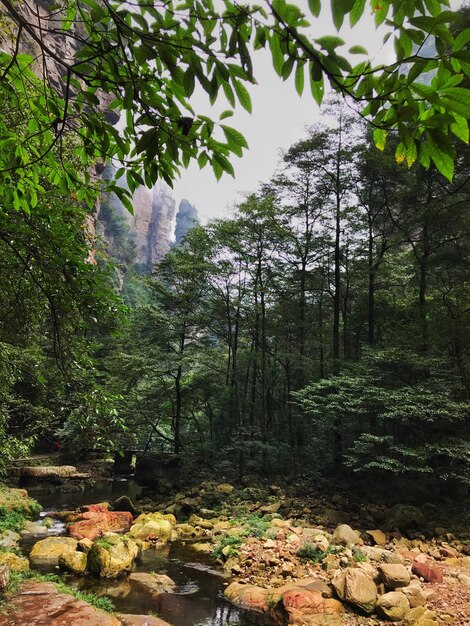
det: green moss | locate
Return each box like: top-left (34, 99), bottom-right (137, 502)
top-left (0, 507), bottom-right (25, 533)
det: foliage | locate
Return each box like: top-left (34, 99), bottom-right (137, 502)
top-left (0, 506), bottom-right (25, 533)
top-left (0, 0), bottom-right (469, 214)
top-left (296, 543), bottom-right (340, 563)
top-left (211, 534), bottom-right (244, 560)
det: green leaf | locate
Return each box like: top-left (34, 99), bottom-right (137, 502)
top-left (310, 75), bottom-right (324, 105)
top-left (221, 125), bottom-right (249, 149)
top-left (269, 34), bottom-right (284, 76)
top-left (233, 79), bottom-right (252, 113)
top-left (348, 45), bottom-right (368, 54)
top-left (373, 128), bottom-right (387, 151)
top-left (308, 0), bottom-right (321, 17)
top-left (350, 0), bottom-right (366, 27)
top-left (316, 36), bottom-right (345, 51)
top-left (295, 62), bottom-right (305, 96)
top-left (453, 28), bottom-right (470, 53)
top-left (331, 0), bottom-right (354, 30)
top-left (219, 110), bottom-right (234, 120)
top-left (450, 114), bottom-right (469, 143)
top-left (427, 130), bottom-right (455, 181)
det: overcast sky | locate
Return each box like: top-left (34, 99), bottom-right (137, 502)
top-left (171, 0), bottom-right (461, 223)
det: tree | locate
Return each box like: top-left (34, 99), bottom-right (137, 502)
top-left (0, 0), bottom-right (469, 218)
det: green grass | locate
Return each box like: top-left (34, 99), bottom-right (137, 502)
top-left (5, 571), bottom-right (115, 613)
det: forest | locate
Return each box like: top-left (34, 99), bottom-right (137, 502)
top-left (0, 1), bottom-right (469, 625)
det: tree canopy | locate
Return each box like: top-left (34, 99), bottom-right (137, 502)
top-left (0, 0), bottom-right (470, 217)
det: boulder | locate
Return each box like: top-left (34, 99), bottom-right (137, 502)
top-left (217, 483), bottom-right (235, 494)
top-left (69, 510), bottom-right (133, 541)
top-left (376, 591), bottom-right (410, 621)
top-left (0, 581), bottom-right (121, 625)
top-left (29, 536), bottom-right (78, 566)
top-left (128, 572), bottom-right (175, 596)
top-left (332, 569), bottom-right (377, 614)
top-left (411, 560), bottom-right (443, 583)
top-left (224, 581), bottom-right (273, 614)
top-left (129, 512), bottom-right (175, 543)
top-left (400, 582), bottom-right (426, 608)
top-left (0, 552), bottom-right (29, 572)
top-left (332, 524), bottom-right (362, 546)
top-left (88, 536), bottom-right (139, 578)
top-left (59, 550), bottom-right (87, 574)
top-left (366, 529), bottom-right (387, 545)
top-left (407, 606), bottom-right (439, 625)
top-left (383, 505), bottom-right (427, 532)
top-left (78, 538), bottom-right (93, 553)
top-left (20, 520), bottom-right (49, 538)
top-left (378, 563), bottom-right (411, 588)
top-left (282, 586), bottom-right (344, 622)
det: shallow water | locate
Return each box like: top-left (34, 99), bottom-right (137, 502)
top-left (26, 483), bottom-right (265, 626)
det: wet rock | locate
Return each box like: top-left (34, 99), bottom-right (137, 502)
top-left (69, 508), bottom-right (133, 541)
top-left (112, 496), bottom-right (136, 516)
top-left (0, 551), bottom-right (29, 572)
top-left (378, 563), bottom-right (411, 588)
top-left (59, 550), bottom-right (87, 574)
top-left (332, 568), bottom-right (378, 614)
top-left (88, 536), bottom-right (139, 578)
top-left (119, 616), bottom-right (172, 626)
top-left (376, 591), bottom-right (410, 621)
top-left (412, 560), bottom-right (444, 583)
top-left (332, 524), bottom-right (362, 546)
top-left (0, 581), bottom-right (121, 625)
top-left (29, 536), bottom-right (78, 566)
top-left (128, 572), bottom-right (175, 596)
top-left (129, 512), bottom-right (175, 542)
top-left (20, 520), bottom-right (49, 538)
top-left (384, 505), bottom-right (427, 532)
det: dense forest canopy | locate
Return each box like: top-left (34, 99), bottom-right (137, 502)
top-left (0, 1), bottom-right (469, 495)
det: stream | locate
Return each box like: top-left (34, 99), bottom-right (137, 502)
top-left (22, 481), bottom-right (262, 626)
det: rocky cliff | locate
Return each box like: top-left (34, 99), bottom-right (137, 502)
top-left (99, 166), bottom-right (177, 272)
top-left (175, 199), bottom-right (199, 246)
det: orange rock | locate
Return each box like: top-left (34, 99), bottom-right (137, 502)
top-left (282, 587), bottom-right (344, 615)
top-left (0, 581), bottom-right (120, 625)
top-left (69, 511), bottom-right (133, 540)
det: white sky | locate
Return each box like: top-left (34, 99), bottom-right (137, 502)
top-left (171, 0), bottom-right (461, 223)
top-left (170, 2), bottom-right (387, 222)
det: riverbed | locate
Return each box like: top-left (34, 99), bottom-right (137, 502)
top-left (22, 481), bottom-right (263, 626)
